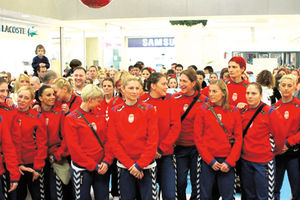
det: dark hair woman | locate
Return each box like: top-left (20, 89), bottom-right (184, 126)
top-left (256, 70), bottom-right (275, 106)
top-left (172, 69), bottom-right (208, 199)
top-left (38, 85), bottom-right (72, 200)
top-left (240, 83), bottom-right (286, 199)
top-left (140, 73), bottom-right (181, 199)
top-left (0, 78), bottom-right (20, 199)
top-left (194, 80), bottom-right (242, 199)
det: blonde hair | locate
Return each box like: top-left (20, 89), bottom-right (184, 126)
top-left (15, 74), bottom-right (30, 92)
top-left (210, 80), bottom-right (230, 110)
top-left (52, 77), bottom-right (72, 93)
top-left (279, 74), bottom-right (297, 85)
top-left (81, 84), bottom-right (103, 102)
top-left (122, 75), bottom-right (143, 89)
top-left (17, 86), bottom-right (35, 100)
top-left (114, 70), bottom-right (130, 86)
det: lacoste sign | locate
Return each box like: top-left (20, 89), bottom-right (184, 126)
top-left (1, 24), bottom-right (38, 37)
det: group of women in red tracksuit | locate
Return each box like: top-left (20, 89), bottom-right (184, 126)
top-left (0, 56), bottom-right (298, 200)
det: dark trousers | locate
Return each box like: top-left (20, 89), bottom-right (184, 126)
top-left (118, 167), bottom-right (157, 200)
top-left (0, 175), bottom-right (5, 200)
top-left (200, 157), bottom-right (235, 200)
top-left (1, 170), bottom-right (17, 200)
top-left (71, 167), bottom-right (110, 200)
top-left (156, 155), bottom-right (176, 200)
top-left (16, 164), bottom-right (45, 200)
top-left (241, 159), bottom-right (275, 200)
top-left (275, 155), bottom-right (300, 200)
top-left (107, 159), bottom-right (119, 197)
top-left (174, 145), bottom-right (200, 200)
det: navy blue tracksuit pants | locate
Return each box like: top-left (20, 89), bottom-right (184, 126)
top-left (118, 166), bottom-right (157, 200)
top-left (71, 166), bottom-right (110, 200)
top-left (275, 155), bottom-right (300, 200)
top-left (241, 159), bottom-right (275, 200)
top-left (156, 155), bottom-right (176, 200)
top-left (16, 164), bottom-right (45, 200)
top-left (174, 145), bottom-right (200, 200)
top-left (200, 157), bottom-right (236, 200)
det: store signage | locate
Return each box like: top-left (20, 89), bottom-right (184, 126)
top-left (1, 24), bottom-right (37, 37)
top-left (128, 37), bottom-right (175, 47)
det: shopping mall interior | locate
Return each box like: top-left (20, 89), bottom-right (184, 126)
top-left (0, 1), bottom-right (299, 199)
top-left (1, 0), bottom-right (300, 77)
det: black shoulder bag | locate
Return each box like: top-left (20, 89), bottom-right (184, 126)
top-left (75, 110), bottom-right (105, 159)
top-left (243, 103), bottom-right (266, 137)
top-left (206, 103), bottom-right (235, 146)
top-left (181, 93), bottom-right (200, 122)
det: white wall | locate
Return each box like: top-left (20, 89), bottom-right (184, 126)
top-left (1, 0), bottom-right (300, 20)
top-left (0, 20), bottom-right (60, 77)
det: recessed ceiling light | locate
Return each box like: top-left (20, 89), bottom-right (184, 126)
top-left (21, 14), bottom-right (30, 18)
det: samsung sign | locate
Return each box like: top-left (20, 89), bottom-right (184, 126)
top-left (128, 37), bottom-right (175, 48)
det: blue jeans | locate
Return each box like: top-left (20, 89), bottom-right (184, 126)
top-left (200, 157), bottom-right (236, 200)
top-left (118, 166), bottom-right (157, 200)
top-left (174, 145), bottom-right (200, 200)
top-left (71, 167), bottom-right (110, 200)
top-left (241, 159), bottom-right (275, 200)
top-left (275, 155), bottom-right (300, 200)
top-left (156, 155), bottom-right (176, 200)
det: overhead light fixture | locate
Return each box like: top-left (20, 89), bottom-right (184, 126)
top-left (21, 14), bottom-right (30, 18)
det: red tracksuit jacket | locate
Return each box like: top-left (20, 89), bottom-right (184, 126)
top-left (201, 86), bottom-right (209, 97)
top-left (172, 91), bottom-right (209, 146)
top-left (111, 95), bottom-right (124, 107)
top-left (64, 107), bottom-right (113, 171)
top-left (42, 107), bottom-right (69, 161)
top-left (226, 78), bottom-right (250, 106)
top-left (240, 102), bottom-right (286, 163)
top-left (13, 108), bottom-right (47, 171)
top-left (140, 93), bottom-right (181, 155)
top-left (194, 103), bottom-right (243, 167)
top-left (109, 100), bottom-right (159, 169)
top-left (0, 111), bottom-right (20, 182)
top-left (274, 97), bottom-right (300, 148)
top-left (54, 93), bottom-right (82, 114)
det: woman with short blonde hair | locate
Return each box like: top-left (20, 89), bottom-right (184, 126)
top-left (81, 84), bottom-right (103, 102)
top-left (65, 84), bottom-right (113, 200)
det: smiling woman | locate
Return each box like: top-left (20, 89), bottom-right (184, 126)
top-left (14, 86), bottom-right (48, 200)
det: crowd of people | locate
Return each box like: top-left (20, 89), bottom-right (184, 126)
top-left (0, 45), bottom-right (299, 200)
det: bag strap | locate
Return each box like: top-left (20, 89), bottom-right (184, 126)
top-left (75, 109), bottom-right (105, 150)
top-left (69, 94), bottom-right (77, 110)
top-left (205, 103), bottom-right (233, 144)
top-left (181, 93), bottom-right (200, 122)
top-left (243, 103), bottom-right (266, 137)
